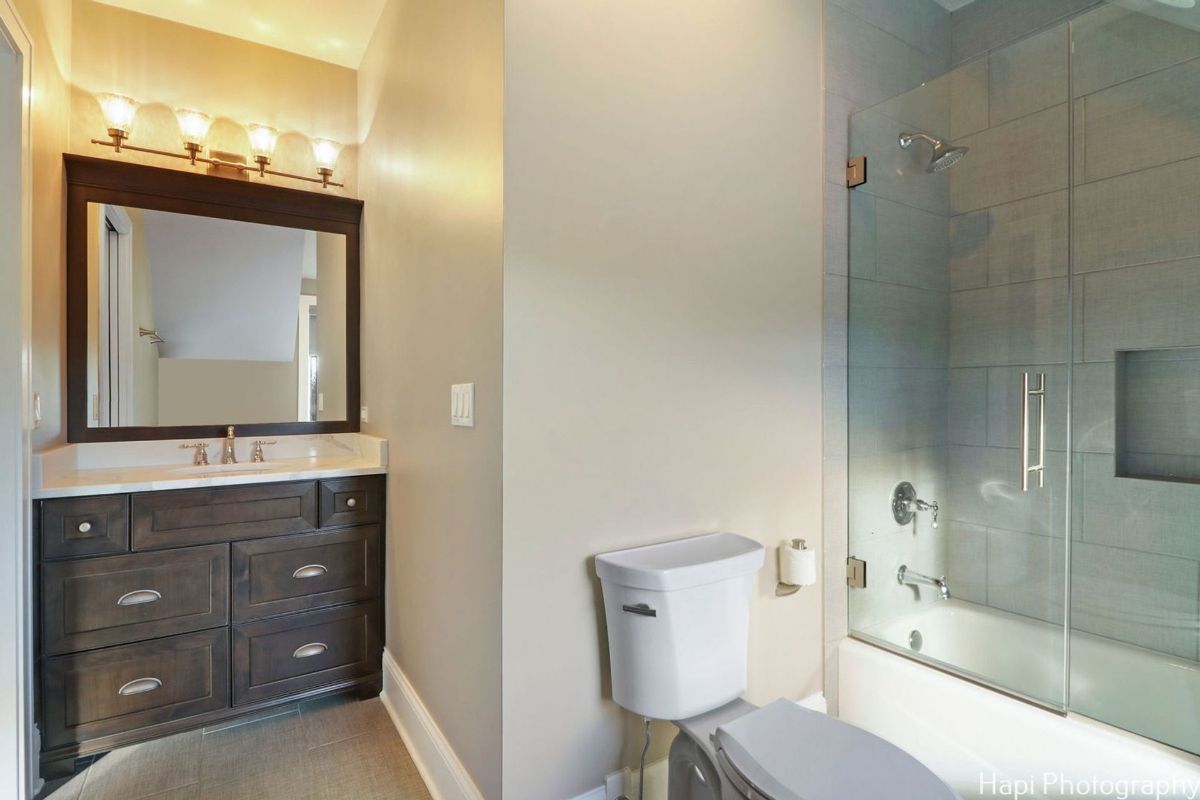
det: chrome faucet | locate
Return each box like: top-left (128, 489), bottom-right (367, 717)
top-left (892, 482), bottom-right (939, 528)
top-left (897, 565), bottom-right (950, 600)
top-left (221, 426), bottom-right (237, 464)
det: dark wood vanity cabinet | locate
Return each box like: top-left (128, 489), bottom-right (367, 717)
top-left (35, 475), bottom-right (385, 775)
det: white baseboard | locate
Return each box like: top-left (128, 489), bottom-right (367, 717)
top-left (571, 759), bottom-right (668, 800)
top-left (379, 648), bottom-right (484, 800)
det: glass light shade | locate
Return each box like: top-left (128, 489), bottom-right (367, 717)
top-left (247, 123), bottom-right (278, 159)
top-left (97, 93), bottom-right (139, 135)
top-left (174, 108), bottom-right (212, 147)
top-left (311, 138), bottom-right (342, 170)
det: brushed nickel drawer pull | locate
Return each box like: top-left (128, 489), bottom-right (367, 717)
top-left (292, 642), bottom-right (328, 659)
top-left (292, 564), bottom-right (328, 579)
top-left (118, 677), bottom-right (162, 696)
top-left (77, 521), bottom-right (92, 533)
top-left (117, 589), bottom-right (162, 606)
top-left (345, 497), bottom-right (358, 508)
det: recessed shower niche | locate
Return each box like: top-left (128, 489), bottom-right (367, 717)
top-left (1115, 347), bottom-right (1200, 483)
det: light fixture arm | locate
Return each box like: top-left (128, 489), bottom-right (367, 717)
top-left (90, 134), bottom-right (344, 188)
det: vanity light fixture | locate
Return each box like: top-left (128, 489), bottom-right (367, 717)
top-left (311, 138), bottom-right (342, 187)
top-left (97, 93), bottom-right (139, 152)
top-left (247, 123), bottom-right (279, 174)
top-left (174, 108), bottom-right (212, 164)
top-left (91, 93), bottom-right (344, 188)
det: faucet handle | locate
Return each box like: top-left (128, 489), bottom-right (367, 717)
top-left (180, 442), bottom-right (210, 466)
top-left (250, 440), bottom-right (277, 463)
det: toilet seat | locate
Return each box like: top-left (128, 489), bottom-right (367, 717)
top-left (713, 700), bottom-right (959, 800)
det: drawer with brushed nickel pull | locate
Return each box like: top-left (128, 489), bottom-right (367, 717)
top-left (231, 526), bottom-right (380, 621)
top-left (39, 494), bottom-right (129, 560)
top-left (41, 628), bottom-right (230, 748)
top-left (232, 601), bottom-right (380, 705)
top-left (318, 476), bottom-right (384, 529)
top-left (41, 544), bottom-right (229, 655)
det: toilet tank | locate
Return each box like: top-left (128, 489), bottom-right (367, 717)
top-left (595, 533), bottom-right (765, 721)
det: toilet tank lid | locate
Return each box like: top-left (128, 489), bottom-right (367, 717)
top-left (595, 533), bottom-right (765, 591)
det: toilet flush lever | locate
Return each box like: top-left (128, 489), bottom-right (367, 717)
top-left (622, 603), bottom-right (657, 618)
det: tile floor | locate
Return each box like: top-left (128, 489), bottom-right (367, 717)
top-left (39, 695), bottom-right (433, 800)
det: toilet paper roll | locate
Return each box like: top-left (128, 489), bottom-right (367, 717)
top-left (779, 545), bottom-right (817, 587)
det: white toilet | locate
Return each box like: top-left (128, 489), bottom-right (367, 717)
top-left (596, 532), bottom-right (959, 800)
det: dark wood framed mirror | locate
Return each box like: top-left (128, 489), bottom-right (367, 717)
top-left (66, 154), bottom-right (362, 442)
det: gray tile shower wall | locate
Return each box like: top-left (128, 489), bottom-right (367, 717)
top-left (939, 4), bottom-right (1200, 661)
top-left (1072, 5), bottom-right (1200, 662)
top-left (821, 0), bottom-right (951, 711)
top-left (950, 0), bottom-right (1102, 66)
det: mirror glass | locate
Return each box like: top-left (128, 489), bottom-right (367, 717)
top-left (86, 204), bottom-right (348, 427)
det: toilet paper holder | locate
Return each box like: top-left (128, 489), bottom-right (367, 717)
top-left (776, 538), bottom-right (816, 597)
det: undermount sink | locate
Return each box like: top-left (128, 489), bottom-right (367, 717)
top-left (173, 462), bottom-right (274, 477)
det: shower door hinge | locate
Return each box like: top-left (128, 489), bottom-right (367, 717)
top-left (846, 557), bottom-right (867, 588)
top-left (846, 156), bottom-right (867, 188)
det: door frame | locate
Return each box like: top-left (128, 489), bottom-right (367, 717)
top-left (0, 0), bottom-right (35, 797)
top-left (97, 204), bottom-right (133, 426)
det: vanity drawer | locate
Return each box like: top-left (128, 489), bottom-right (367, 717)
top-left (40, 495), bottom-right (129, 560)
top-left (132, 481), bottom-right (319, 550)
top-left (41, 628), bottom-right (230, 749)
top-left (318, 476), bottom-right (384, 529)
top-left (232, 601), bottom-right (380, 705)
top-left (42, 544), bottom-right (229, 655)
top-left (232, 526), bottom-right (380, 621)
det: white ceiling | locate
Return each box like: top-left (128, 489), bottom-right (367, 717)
top-left (92, 0), bottom-right (388, 69)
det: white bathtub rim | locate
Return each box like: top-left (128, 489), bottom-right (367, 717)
top-left (838, 636), bottom-right (1200, 799)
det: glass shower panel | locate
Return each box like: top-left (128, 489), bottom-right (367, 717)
top-left (845, 38), bottom-right (1072, 707)
top-left (1068, 1), bottom-right (1200, 755)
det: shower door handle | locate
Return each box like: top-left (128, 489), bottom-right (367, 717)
top-left (1021, 372), bottom-right (1046, 491)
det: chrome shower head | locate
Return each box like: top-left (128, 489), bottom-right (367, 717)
top-left (899, 131), bottom-right (969, 173)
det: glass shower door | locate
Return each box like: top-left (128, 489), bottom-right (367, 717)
top-left (845, 39), bottom-right (1072, 707)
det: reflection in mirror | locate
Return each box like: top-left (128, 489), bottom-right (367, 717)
top-left (86, 204), bottom-right (347, 427)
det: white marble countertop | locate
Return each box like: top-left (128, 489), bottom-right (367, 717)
top-left (33, 433), bottom-right (388, 499)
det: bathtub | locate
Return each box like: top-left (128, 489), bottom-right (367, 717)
top-left (840, 600), bottom-right (1200, 799)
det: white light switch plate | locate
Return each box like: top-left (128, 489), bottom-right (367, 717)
top-left (451, 383), bottom-right (474, 427)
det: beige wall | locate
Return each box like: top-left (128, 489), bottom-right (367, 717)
top-left (501, 1), bottom-right (825, 797)
top-left (84, 202), bottom-right (99, 423)
top-left (357, 0), bottom-right (504, 797)
top-left (156, 358), bottom-right (296, 426)
top-left (315, 231), bottom-right (345, 421)
top-left (127, 206), bottom-right (158, 426)
top-left (14, 0), bottom-right (71, 450)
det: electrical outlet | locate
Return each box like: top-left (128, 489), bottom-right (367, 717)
top-left (317, 393), bottom-right (325, 413)
top-left (451, 383), bottom-right (474, 427)
top-left (360, 405), bottom-right (369, 423)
